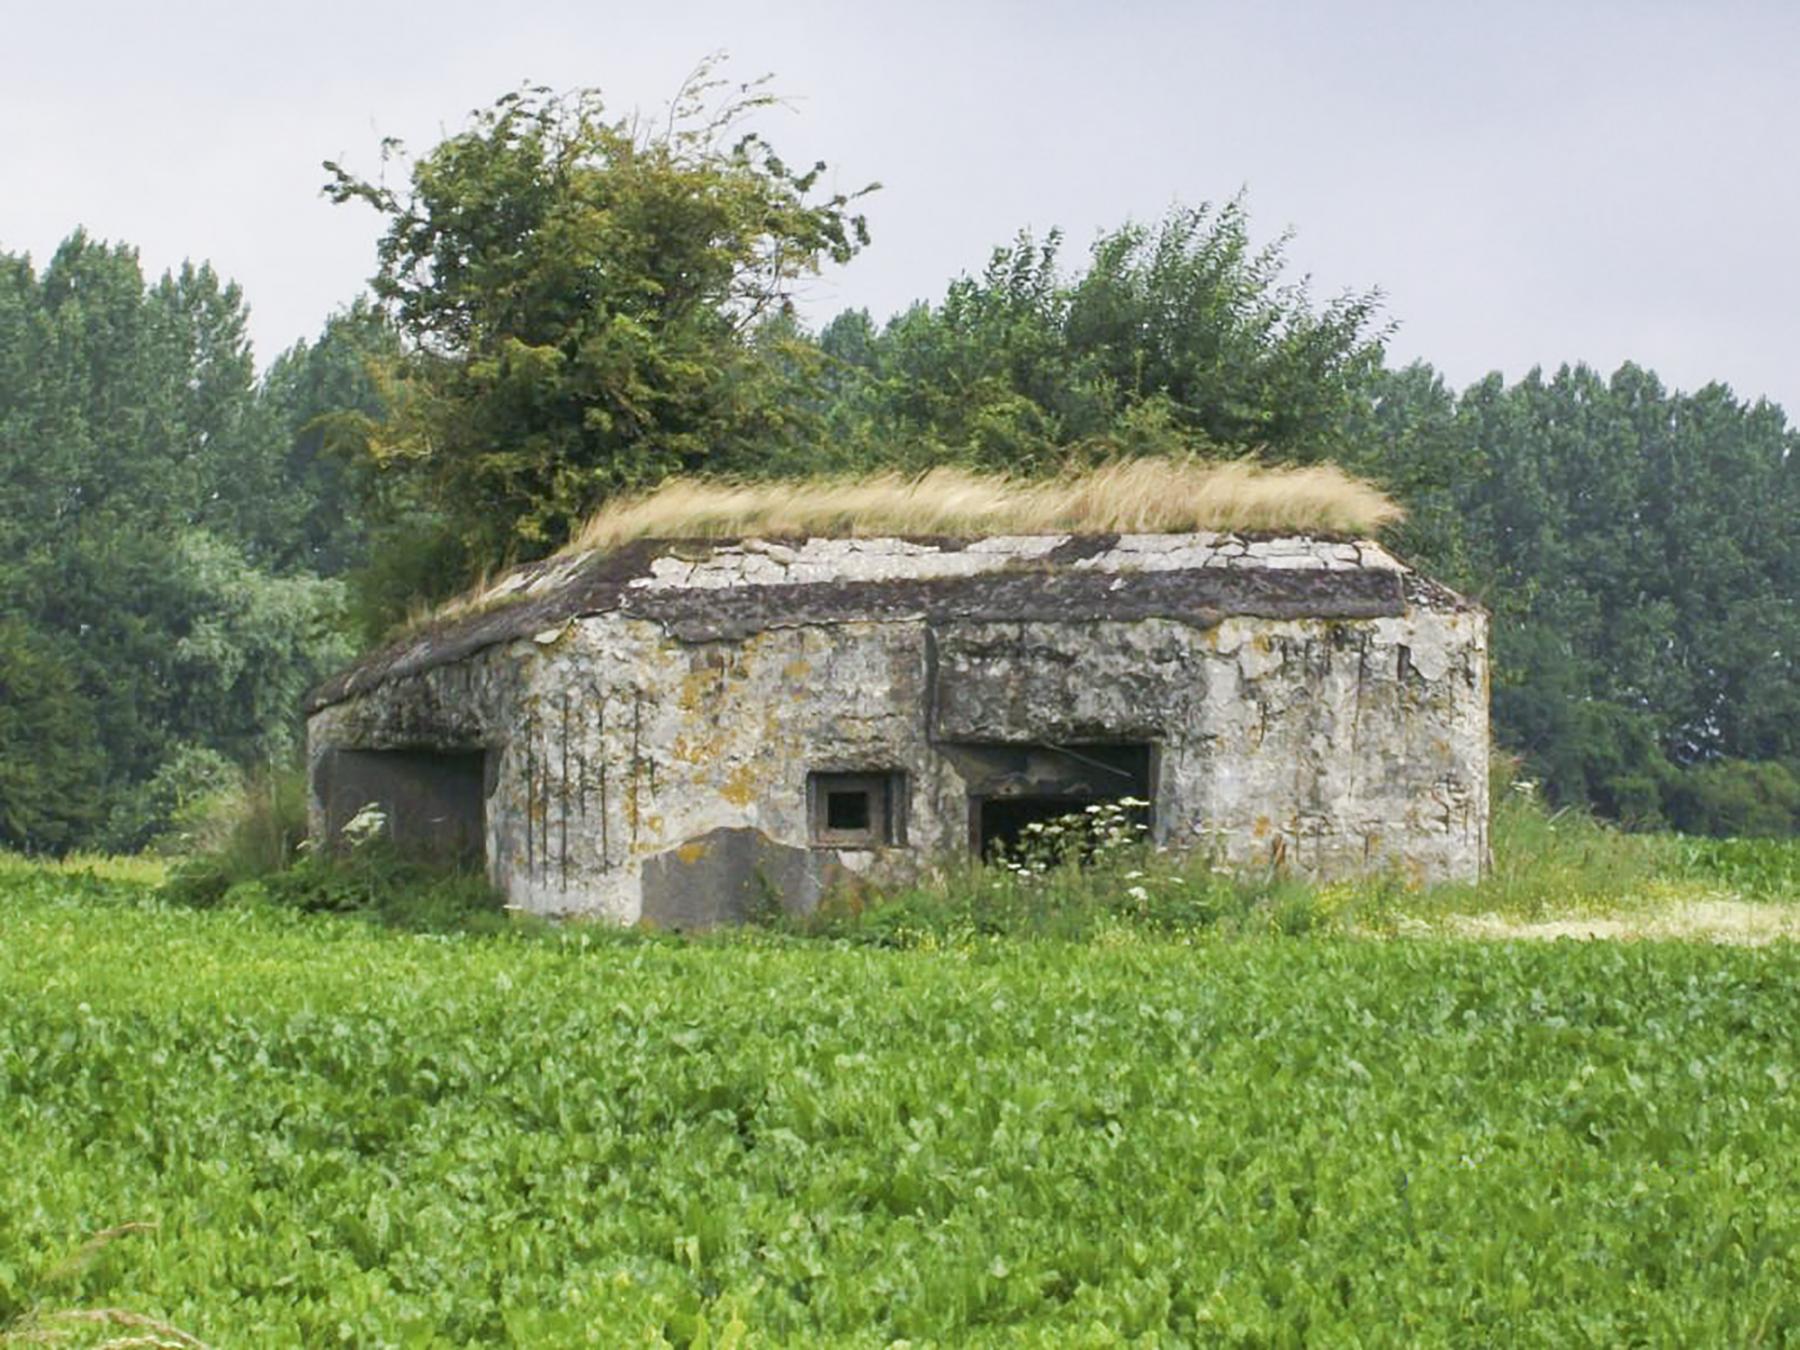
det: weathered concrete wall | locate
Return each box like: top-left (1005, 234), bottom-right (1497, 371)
top-left (933, 609), bottom-right (1488, 881)
top-left (307, 533), bottom-right (1489, 922)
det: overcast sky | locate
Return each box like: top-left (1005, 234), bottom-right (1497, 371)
top-left (7, 0), bottom-right (1797, 413)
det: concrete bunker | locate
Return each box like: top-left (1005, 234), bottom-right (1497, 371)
top-left (305, 531), bottom-right (1489, 923)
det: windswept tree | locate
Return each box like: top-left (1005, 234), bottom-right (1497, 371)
top-left (325, 70), bottom-right (876, 580)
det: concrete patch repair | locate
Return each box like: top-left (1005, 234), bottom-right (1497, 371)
top-left (306, 533), bottom-right (1489, 923)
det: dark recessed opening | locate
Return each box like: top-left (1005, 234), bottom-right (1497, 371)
top-left (976, 795), bottom-right (1092, 858)
top-left (317, 747), bottom-right (488, 867)
top-left (826, 789), bottom-right (871, 832)
top-left (957, 742), bottom-right (1155, 862)
top-left (809, 771), bottom-right (903, 847)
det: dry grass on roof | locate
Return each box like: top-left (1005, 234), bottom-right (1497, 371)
top-left (564, 457), bottom-right (1402, 555)
top-left (399, 458), bottom-right (1403, 637)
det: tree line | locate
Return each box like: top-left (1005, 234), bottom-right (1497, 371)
top-left (1, 80), bottom-right (1793, 852)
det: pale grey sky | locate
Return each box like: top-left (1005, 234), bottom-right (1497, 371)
top-left (7, 0), bottom-right (1797, 413)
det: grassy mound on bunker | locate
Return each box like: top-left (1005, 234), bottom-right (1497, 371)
top-left (563, 457), bottom-right (1405, 554)
top-left (1, 851), bottom-right (1795, 1345)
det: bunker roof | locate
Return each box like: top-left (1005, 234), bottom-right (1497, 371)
top-left (308, 532), bottom-right (1475, 713)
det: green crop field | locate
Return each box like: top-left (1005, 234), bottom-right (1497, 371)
top-left (2, 865), bottom-right (1797, 1347)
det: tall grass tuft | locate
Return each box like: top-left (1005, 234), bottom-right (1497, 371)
top-left (159, 768), bottom-right (309, 908)
top-left (564, 457), bottom-right (1402, 556)
top-left (1416, 770), bottom-right (1667, 919)
top-left (405, 458), bottom-right (1404, 635)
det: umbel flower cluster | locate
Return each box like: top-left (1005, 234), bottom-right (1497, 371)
top-left (999, 797), bottom-right (1153, 878)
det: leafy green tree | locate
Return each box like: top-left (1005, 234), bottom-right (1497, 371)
top-left (0, 235), bottom-right (280, 550)
top-left (259, 301), bottom-right (400, 576)
top-left (0, 620), bottom-right (104, 853)
top-left (1339, 362), bottom-right (1478, 581)
top-left (817, 200), bottom-right (1389, 473)
top-left (325, 74), bottom-right (875, 577)
top-left (97, 743), bottom-right (243, 855)
top-left (0, 235), bottom-right (360, 849)
top-left (1378, 360), bottom-right (1799, 830)
top-left (1666, 759), bottom-right (1800, 837)
top-left (1063, 201), bottom-right (1388, 453)
top-left (12, 528), bottom-right (350, 791)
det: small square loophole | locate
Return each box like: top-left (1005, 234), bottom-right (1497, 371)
top-left (826, 789), bottom-right (871, 832)
top-left (809, 772), bottom-right (902, 847)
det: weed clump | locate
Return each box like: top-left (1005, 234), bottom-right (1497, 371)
top-left (159, 767), bottom-right (309, 908)
top-left (250, 846), bottom-right (507, 933)
top-left (796, 798), bottom-right (1352, 946)
top-left (162, 797), bottom-right (505, 933)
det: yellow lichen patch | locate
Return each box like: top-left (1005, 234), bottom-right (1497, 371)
top-left (783, 659), bottom-right (812, 681)
top-left (720, 762), bottom-right (759, 807)
top-left (671, 727), bottom-right (732, 766)
top-left (678, 667), bottom-right (722, 715)
top-left (675, 840), bottom-right (711, 865)
top-left (1253, 815), bottom-right (1272, 839)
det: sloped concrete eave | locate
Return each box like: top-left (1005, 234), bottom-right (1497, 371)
top-left (309, 533), bottom-right (1451, 712)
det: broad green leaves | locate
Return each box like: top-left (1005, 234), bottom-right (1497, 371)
top-left (2, 876), bottom-right (1795, 1344)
